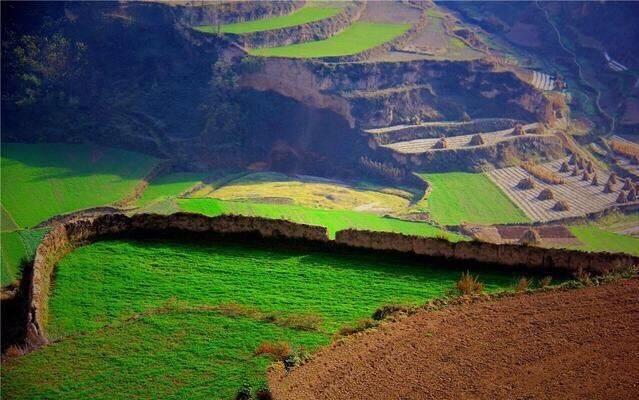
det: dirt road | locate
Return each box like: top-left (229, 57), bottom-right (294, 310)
top-left (270, 279), bottom-right (639, 400)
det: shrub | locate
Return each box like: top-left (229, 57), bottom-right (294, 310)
top-left (372, 304), bottom-right (412, 320)
top-left (255, 341), bottom-right (291, 361)
top-left (539, 276), bottom-right (552, 288)
top-left (255, 386), bottom-right (273, 400)
top-left (235, 381), bottom-right (252, 400)
top-left (456, 271), bottom-right (484, 295)
top-left (284, 346), bottom-right (312, 370)
top-left (276, 313), bottom-right (323, 331)
top-left (337, 318), bottom-right (377, 336)
top-left (515, 277), bottom-right (529, 292)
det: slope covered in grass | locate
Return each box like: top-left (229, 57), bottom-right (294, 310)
top-left (569, 225), bottom-right (639, 256)
top-left (3, 239), bottom-right (517, 399)
top-left (195, 5), bottom-right (341, 34)
top-left (137, 172), bottom-right (208, 207)
top-left (249, 22), bottom-right (411, 58)
top-left (419, 172), bottom-right (529, 226)
top-left (178, 198), bottom-right (465, 241)
top-left (1, 229), bottom-right (48, 286)
top-left (1, 143), bottom-right (158, 228)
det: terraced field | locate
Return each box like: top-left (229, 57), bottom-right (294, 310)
top-left (2, 239), bottom-right (518, 399)
top-left (1, 143), bottom-right (158, 228)
top-left (418, 172), bottom-right (529, 226)
top-left (569, 225), bottom-right (639, 255)
top-left (178, 198), bottom-right (464, 241)
top-left (486, 157), bottom-right (635, 222)
top-left (249, 22), bottom-right (411, 58)
top-left (194, 4), bottom-right (341, 35)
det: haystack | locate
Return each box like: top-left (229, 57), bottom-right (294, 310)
top-left (519, 228), bottom-right (541, 245)
top-left (603, 181), bottom-right (613, 193)
top-left (433, 138), bottom-right (448, 149)
top-left (577, 158), bottom-right (585, 169)
top-left (586, 160), bottom-right (594, 174)
top-left (591, 174), bottom-right (599, 186)
top-left (628, 188), bottom-right (637, 202)
top-left (581, 171), bottom-right (590, 181)
top-left (469, 134), bottom-right (485, 146)
top-left (616, 191), bottom-right (628, 204)
top-left (517, 177), bottom-right (535, 190)
top-left (622, 178), bottom-right (633, 190)
top-left (559, 161), bottom-right (569, 172)
top-left (511, 124), bottom-right (525, 136)
top-left (553, 200), bottom-right (569, 211)
top-left (538, 188), bottom-right (554, 200)
top-left (571, 167), bottom-right (578, 177)
top-left (631, 155), bottom-right (639, 165)
top-left (568, 154), bottom-right (578, 165)
top-left (608, 173), bottom-right (618, 185)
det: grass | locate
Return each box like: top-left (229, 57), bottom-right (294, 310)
top-left (569, 225), bottom-right (639, 256)
top-left (418, 172), bottom-right (529, 226)
top-left (1, 143), bottom-right (158, 228)
top-left (137, 172), bottom-right (209, 207)
top-left (194, 5), bottom-right (341, 35)
top-left (198, 172), bottom-right (412, 214)
top-left (177, 198), bottom-right (465, 241)
top-left (249, 22), bottom-right (411, 58)
top-left (1, 229), bottom-right (48, 286)
top-left (2, 238), bottom-right (518, 399)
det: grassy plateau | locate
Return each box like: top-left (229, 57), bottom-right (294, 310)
top-left (249, 22), bottom-right (411, 58)
top-left (195, 5), bottom-right (341, 34)
top-left (419, 172), bottom-right (530, 226)
top-left (2, 238), bottom-right (519, 399)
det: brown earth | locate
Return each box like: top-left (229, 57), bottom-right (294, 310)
top-left (270, 279), bottom-right (639, 400)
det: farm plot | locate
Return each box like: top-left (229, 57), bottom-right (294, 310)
top-left (2, 239), bottom-right (518, 399)
top-left (248, 22), bottom-right (411, 58)
top-left (383, 123), bottom-right (539, 154)
top-left (194, 4), bottom-right (341, 35)
top-left (530, 71), bottom-right (555, 91)
top-left (486, 157), bottom-right (636, 222)
top-left (610, 136), bottom-right (639, 177)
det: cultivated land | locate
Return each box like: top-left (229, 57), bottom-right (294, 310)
top-left (270, 278), bottom-right (639, 400)
top-left (249, 22), bottom-right (411, 58)
top-left (419, 172), bottom-right (529, 226)
top-left (2, 239), bottom-right (518, 399)
top-left (487, 157), bottom-right (637, 222)
top-left (569, 225), bottom-right (639, 255)
top-left (178, 198), bottom-right (464, 241)
top-left (195, 5), bottom-right (341, 35)
top-left (1, 143), bottom-right (158, 228)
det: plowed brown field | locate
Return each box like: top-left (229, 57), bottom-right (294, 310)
top-left (270, 279), bottom-right (639, 400)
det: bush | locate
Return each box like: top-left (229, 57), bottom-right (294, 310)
top-left (276, 313), bottom-right (323, 331)
top-left (456, 271), bottom-right (484, 295)
top-left (337, 318), bottom-right (377, 336)
top-left (254, 341), bottom-right (291, 361)
top-left (539, 276), bottom-right (552, 288)
top-left (284, 346), bottom-right (312, 370)
top-left (255, 386), bottom-right (272, 400)
top-left (372, 304), bottom-right (412, 320)
top-left (515, 277), bottom-right (529, 292)
top-left (235, 381), bottom-right (252, 400)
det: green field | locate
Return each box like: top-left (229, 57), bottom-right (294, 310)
top-left (178, 198), bottom-right (465, 241)
top-left (249, 22), bottom-right (411, 58)
top-left (1, 229), bottom-right (48, 286)
top-left (569, 225), bottom-right (639, 256)
top-left (195, 5), bottom-right (341, 34)
top-left (2, 239), bottom-right (519, 399)
top-left (418, 172), bottom-right (529, 226)
top-left (1, 143), bottom-right (158, 228)
top-left (137, 172), bottom-right (209, 207)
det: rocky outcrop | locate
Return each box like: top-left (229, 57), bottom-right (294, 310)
top-left (173, 1), bottom-right (304, 27)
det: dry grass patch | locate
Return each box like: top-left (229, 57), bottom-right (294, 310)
top-left (456, 271), bottom-right (484, 295)
top-left (255, 341), bottom-right (292, 361)
top-left (522, 161), bottom-right (564, 185)
top-left (611, 139), bottom-right (639, 159)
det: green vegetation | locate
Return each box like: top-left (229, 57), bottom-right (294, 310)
top-left (178, 198), bottom-right (465, 240)
top-left (418, 172), bottom-right (529, 226)
top-left (137, 172), bottom-right (208, 207)
top-left (3, 239), bottom-right (518, 399)
top-left (249, 22), bottom-right (411, 58)
top-left (1, 143), bottom-right (158, 228)
top-left (195, 5), bottom-right (341, 34)
top-left (569, 225), bottom-right (639, 256)
top-left (1, 229), bottom-right (48, 286)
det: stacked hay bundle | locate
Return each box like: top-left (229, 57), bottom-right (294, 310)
top-left (568, 154), bottom-right (578, 165)
top-left (622, 178), bottom-right (633, 190)
top-left (581, 171), bottom-right (590, 181)
top-left (591, 173), bottom-right (599, 186)
top-left (586, 160), bottom-right (595, 174)
top-left (608, 172), bottom-right (618, 185)
top-left (631, 155), bottom-right (639, 165)
top-left (603, 181), bottom-right (614, 193)
top-left (469, 134), bottom-right (485, 146)
top-left (553, 200), bottom-right (569, 211)
top-left (433, 138), bottom-right (448, 149)
top-left (538, 188), bottom-right (554, 200)
top-left (577, 158), bottom-right (585, 169)
top-left (519, 228), bottom-right (541, 245)
top-left (511, 124), bottom-right (525, 136)
top-left (571, 166), bottom-right (579, 177)
top-left (517, 177), bottom-right (536, 190)
top-left (617, 191), bottom-right (628, 204)
top-left (628, 187), bottom-right (637, 202)
top-left (559, 161), bottom-right (569, 172)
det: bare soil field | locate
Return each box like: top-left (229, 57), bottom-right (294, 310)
top-left (270, 278), bottom-right (639, 400)
top-left (487, 157), bottom-right (637, 222)
top-left (359, 1), bottom-right (422, 24)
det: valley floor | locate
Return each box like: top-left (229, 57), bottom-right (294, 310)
top-left (270, 278), bottom-right (639, 400)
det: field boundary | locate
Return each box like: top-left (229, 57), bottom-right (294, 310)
top-left (15, 213), bottom-right (638, 354)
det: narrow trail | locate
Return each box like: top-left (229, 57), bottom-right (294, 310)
top-left (535, 2), bottom-right (616, 135)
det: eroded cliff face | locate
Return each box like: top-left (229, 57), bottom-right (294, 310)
top-left (241, 58), bottom-right (550, 129)
top-left (16, 213), bottom-right (638, 354)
